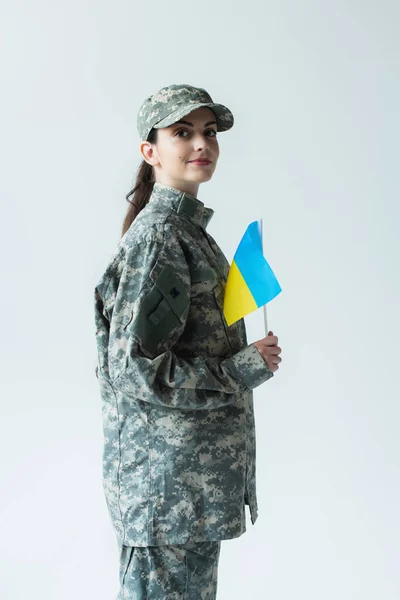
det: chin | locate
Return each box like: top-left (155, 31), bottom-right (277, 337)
top-left (188, 171), bottom-right (214, 183)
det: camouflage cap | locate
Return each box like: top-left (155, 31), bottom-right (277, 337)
top-left (137, 83), bottom-right (234, 142)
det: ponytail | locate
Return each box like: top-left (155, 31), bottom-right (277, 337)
top-left (121, 128), bottom-right (158, 237)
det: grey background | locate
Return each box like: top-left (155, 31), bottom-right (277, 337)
top-left (1, 1), bottom-right (399, 598)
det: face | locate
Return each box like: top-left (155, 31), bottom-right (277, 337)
top-left (140, 107), bottom-right (220, 197)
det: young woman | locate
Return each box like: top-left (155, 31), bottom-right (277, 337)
top-left (94, 83), bottom-right (282, 599)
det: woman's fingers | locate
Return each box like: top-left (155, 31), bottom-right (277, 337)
top-left (253, 333), bottom-right (282, 372)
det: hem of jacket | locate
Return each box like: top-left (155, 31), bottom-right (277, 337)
top-left (113, 524), bottom-right (249, 547)
top-left (248, 503), bottom-right (259, 525)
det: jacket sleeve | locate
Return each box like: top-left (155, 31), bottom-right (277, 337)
top-left (106, 228), bottom-right (274, 410)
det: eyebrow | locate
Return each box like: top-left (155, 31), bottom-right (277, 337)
top-left (171, 119), bottom-right (217, 128)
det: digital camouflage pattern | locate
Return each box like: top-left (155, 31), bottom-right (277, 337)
top-left (93, 181), bottom-right (274, 547)
top-left (117, 540), bottom-right (221, 599)
top-left (136, 83), bottom-right (234, 142)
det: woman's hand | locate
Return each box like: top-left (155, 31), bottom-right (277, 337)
top-left (253, 331), bottom-right (282, 373)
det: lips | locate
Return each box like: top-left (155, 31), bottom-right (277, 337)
top-left (189, 160), bottom-right (211, 164)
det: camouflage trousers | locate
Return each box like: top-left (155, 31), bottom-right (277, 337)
top-left (117, 540), bottom-right (221, 599)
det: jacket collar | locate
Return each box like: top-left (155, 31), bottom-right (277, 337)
top-left (149, 181), bottom-right (214, 230)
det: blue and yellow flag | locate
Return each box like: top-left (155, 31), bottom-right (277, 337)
top-left (223, 220), bottom-right (282, 326)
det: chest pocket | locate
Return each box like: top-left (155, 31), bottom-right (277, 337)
top-left (187, 266), bottom-right (245, 355)
top-left (190, 267), bottom-right (218, 289)
top-left (190, 267), bottom-right (226, 315)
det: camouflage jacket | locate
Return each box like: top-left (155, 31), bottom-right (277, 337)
top-left (93, 181), bottom-right (274, 546)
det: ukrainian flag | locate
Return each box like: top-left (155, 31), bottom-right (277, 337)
top-left (223, 220), bottom-right (282, 326)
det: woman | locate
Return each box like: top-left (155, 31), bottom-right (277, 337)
top-left (94, 83), bottom-right (282, 599)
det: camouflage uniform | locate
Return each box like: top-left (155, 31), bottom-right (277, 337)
top-left (94, 84), bottom-right (275, 598)
top-left (117, 540), bottom-right (221, 599)
top-left (94, 181), bottom-right (274, 548)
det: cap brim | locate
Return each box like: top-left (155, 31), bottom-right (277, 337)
top-left (153, 102), bottom-right (234, 132)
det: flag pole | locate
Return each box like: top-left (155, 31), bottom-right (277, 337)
top-left (260, 218), bottom-right (268, 336)
top-left (263, 304), bottom-right (268, 336)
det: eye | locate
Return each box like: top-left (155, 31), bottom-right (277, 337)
top-left (174, 129), bottom-right (189, 137)
top-left (174, 129), bottom-right (217, 138)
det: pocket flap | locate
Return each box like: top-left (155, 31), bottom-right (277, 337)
top-left (190, 267), bottom-right (218, 283)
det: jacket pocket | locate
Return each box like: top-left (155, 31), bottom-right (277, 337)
top-left (190, 268), bottom-right (230, 333)
top-left (190, 267), bottom-right (220, 295)
top-left (190, 266), bottom-right (228, 305)
top-left (190, 266), bottom-right (218, 284)
top-left (119, 544), bottom-right (135, 588)
top-left (128, 265), bottom-right (190, 357)
top-left (133, 285), bottom-right (183, 357)
top-left (151, 264), bottom-right (189, 323)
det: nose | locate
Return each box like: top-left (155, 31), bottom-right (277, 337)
top-left (192, 133), bottom-right (210, 151)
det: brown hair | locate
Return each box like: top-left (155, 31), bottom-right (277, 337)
top-left (121, 128), bottom-right (158, 237)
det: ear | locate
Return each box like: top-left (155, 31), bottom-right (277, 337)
top-left (140, 141), bottom-right (159, 166)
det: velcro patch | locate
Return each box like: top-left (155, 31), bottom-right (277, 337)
top-left (153, 265), bottom-right (189, 321)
